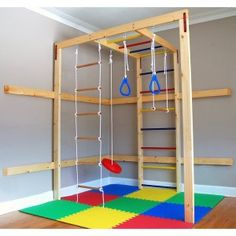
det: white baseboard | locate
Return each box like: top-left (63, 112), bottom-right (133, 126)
top-left (194, 183), bottom-right (236, 196)
top-left (110, 177), bottom-right (236, 197)
top-left (1, 176), bottom-right (236, 216)
top-left (0, 190), bottom-right (53, 216)
top-left (0, 177), bottom-right (110, 216)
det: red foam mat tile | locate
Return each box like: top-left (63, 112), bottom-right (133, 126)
top-left (62, 191), bottom-right (118, 206)
top-left (115, 215), bottom-right (193, 229)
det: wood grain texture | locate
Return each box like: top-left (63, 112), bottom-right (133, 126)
top-left (98, 39), bottom-right (140, 59)
top-left (136, 58), bottom-right (144, 189)
top-left (111, 88), bottom-right (231, 105)
top-left (4, 85), bottom-right (231, 106)
top-left (4, 85), bottom-right (110, 105)
top-left (136, 28), bottom-right (177, 52)
top-left (53, 47), bottom-right (61, 200)
top-left (3, 156), bottom-right (99, 176)
top-left (174, 52), bottom-right (182, 192)
top-left (4, 85), bottom-right (55, 99)
top-left (142, 165), bottom-right (176, 170)
top-left (194, 197), bottom-right (236, 228)
top-left (3, 155), bottom-right (233, 176)
top-left (106, 33), bottom-right (141, 44)
top-left (179, 11), bottom-right (195, 223)
top-left (0, 211), bottom-right (79, 229)
top-left (56, 9), bottom-right (185, 48)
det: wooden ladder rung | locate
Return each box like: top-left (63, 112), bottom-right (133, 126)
top-left (76, 112), bottom-right (99, 116)
top-left (142, 165), bottom-right (176, 170)
top-left (140, 107), bottom-right (175, 113)
top-left (77, 136), bottom-right (98, 141)
top-left (141, 127), bottom-right (176, 131)
top-left (79, 162), bottom-right (98, 165)
top-left (76, 62), bottom-right (99, 69)
top-left (78, 185), bottom-right (100, 190)
top-left (75, 87), bottom-right (98, 92)
top-left (140, 88), bottom-right (175, 94)
top-left (141, 146), bottom-right (176, 150)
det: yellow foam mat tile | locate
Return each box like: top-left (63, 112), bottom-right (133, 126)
top-left (126, 187), bottom-right (177, 202)
top-left (59, 206), bottom-right (137, 229)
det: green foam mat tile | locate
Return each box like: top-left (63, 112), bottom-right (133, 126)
top-left (20, 200), bottom-right (91, 220)
top-left (103, 197), bottom-right (160, 214)
top-left (166, 192), bottom-right (224, 208)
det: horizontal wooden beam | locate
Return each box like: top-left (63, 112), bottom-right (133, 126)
top-left (106, 33), bottom-right (141, 44)
top-left (4, 85), bottom-right (55, 99)
top-left (61, 92), bottom-right (110, 105)
top-left (56, 9), bottom-right (186, 49)
top-left (98, 39), bottom-right (140, 59)
top-left (177, 88), bottom-right (232, 100)
top-left (112, 96), bottom-right (138, 105)
top-left (4, 85), bottom-right (110, 105)
top-left (140, 49), bottom-right (172, 58)
top-left (3, 85), bottom-right (232, 106)
top-left (142, 165), bottom-right (176, 170)
top-left (3, 156), bottom-right (99, 176)
top-left (2, 162), bottom-right (54, 176)
top-left (136, 28), bottom-right (177, 52)
top-left (112, 88), bottom-right (232, 105)
top-left (113, 155), bottom-right (234, 166)
top-left (3, 155), bottom-right (233, 176)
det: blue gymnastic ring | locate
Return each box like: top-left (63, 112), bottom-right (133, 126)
top-left (119, 76), bottom-right (131, 96)
top-left (149, 73), bottom-right (161, 95)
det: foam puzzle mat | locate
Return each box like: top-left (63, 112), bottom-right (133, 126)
top-left (20, 184), bottom-right (224, 228)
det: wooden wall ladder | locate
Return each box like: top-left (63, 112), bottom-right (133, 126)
top-left (136, 52), bottom-right (181, 191)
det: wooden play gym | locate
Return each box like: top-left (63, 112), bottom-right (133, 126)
top-left (2, 9), bottom-right (233, 224)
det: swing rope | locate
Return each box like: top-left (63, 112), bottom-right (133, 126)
top-left (98, 43), bottom-right (105, 207)
top-left (164, 49), bottom-right (169, 113)
top-left (101, 50), bottom-right (122, 175)
top-left (74, 47), bottom-right (79, 203)
top-left (149, 33), bottom-right (161, 111)
top-left (109, 50), bottom-right (114, 165)
top-left (119, 40), bottom-right (131, 96)
top-left (151, 34), bottom-right (157, 111)
top-left (124, 40), bottom-right (129, 78)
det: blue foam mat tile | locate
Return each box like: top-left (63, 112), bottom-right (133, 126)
top-left (143, 202), bottom-right (212, 223)
top-left (92, 184), bottom-right (139, 196)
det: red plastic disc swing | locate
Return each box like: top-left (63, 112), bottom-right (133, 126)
top-left (102, 158), bottom-right (122, 174)
top-left (102, 50), bottom-right (122, 175)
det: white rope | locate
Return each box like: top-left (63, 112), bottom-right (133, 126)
top-left (98, 43), bottom-right (105, 207)
top-left (151, 34), bottom-right (157, 111)
top-left (109, 50), bottom-right (114, 165)
top-left (74, 47), bottom-right (79, 203)
top-left (164, 49), bottom-right (169, 113)
top-left (123, 40), bottom-right (129, 77)
top-left (151, 35), bottom-right (156, 74)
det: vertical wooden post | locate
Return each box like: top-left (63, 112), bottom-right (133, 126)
top-left (136, 57), bottom-right (143, 189)
top-left (53, 45), bottom-right (62, 199)
top-left (179, 11), bottom-right (195, 223)
top-left (173, 52), bottom-right (182, 192)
